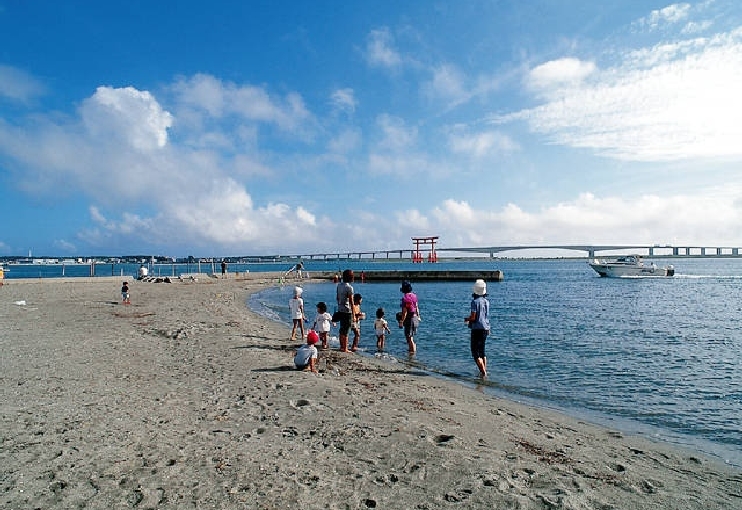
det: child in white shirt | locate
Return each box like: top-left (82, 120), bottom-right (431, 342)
top-left (311, 301), bottom-right (333, 349)
top-left (289, 286), bottom-right (305, 341)
top-left (374, 307), bottom-right (391, 351)
top-left (294, 330), bottom-right (319, 372)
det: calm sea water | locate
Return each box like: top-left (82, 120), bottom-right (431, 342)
top-left (249, 258), bottom-right (742, 466)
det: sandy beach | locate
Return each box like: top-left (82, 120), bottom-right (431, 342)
top-left (1, 275), bottom-right (740, 509)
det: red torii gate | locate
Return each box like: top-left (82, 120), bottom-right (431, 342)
top-left (411, 236), bottom-right (439, 263)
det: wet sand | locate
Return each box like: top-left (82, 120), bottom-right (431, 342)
top-left (1, 276), bottom-right (740, 509)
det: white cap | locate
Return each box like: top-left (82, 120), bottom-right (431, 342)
top-left (294, 286), bottom-right (303, 296)
top-left (472, 279), bottom-right (486, 295)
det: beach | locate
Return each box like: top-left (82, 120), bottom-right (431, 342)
top-left (1, 276), bottom-right (740, 509)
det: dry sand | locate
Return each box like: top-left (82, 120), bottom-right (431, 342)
top-left (1, 275), bottom-right (740, 509)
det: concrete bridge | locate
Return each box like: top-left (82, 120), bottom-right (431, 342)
top-left (286, 244), bottom-right (741, 261)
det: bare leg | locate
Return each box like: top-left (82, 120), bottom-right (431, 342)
top-left (339, 334), bottom-right (349, 352)
top-left (475, 357), bottom-right (487, 377)
top-left (406, 335), bottom-right (416, 354)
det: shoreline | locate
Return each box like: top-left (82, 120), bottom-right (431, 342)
top-left (1, 277), bottom-right (740, 508)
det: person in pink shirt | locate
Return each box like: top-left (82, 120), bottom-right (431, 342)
top-left (397, 280), bottom-right (420, 354)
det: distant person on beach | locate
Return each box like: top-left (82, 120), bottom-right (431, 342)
top-left (397, 280), bottom-right (420, 354)
top-left (350, 293), bottom-right (365, 351)
top-left (335, 269), bottom-right (355, 352)
top-left (464, 279), bottom-right (490, 377)
top-left (121, 281), bottom-right (130, 305)
top-left (284, 261), bottom-right (305, 280)
top-left (294, 330), bottom-right (319, 373)
top-left (221, 260), bottom-right (227, 276)
top-left (289, 286), bottom-right (305, 341)
top-left (374, 308), bottom-right (391, 351)
top-left (311, 301), bottom-right (333, 349)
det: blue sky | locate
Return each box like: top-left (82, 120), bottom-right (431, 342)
top-left (1, 1), bottom-right (741, 257)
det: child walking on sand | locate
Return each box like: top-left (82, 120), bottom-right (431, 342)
top-left (121, 281), bottom-right (130, 305)
top-left (350, 293), bottom-right (365, 351)
top-left (289, 286), bottom-right (305, 340)
top-left (374, 308), bottom-right (391, 351)
top-left (311, 301), bottom-right (333, 349)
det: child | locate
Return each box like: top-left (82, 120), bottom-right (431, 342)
top-left (289, 286), bottom-right (305, 341)
top-left (374, 308), bottom-right (391, 351)
top-left (350, 293), bottom-right (365, 351)
top-left (121, 281), bottom-right (130, 305)
top-left (294, 330), bottom-right (319, 373)
top-left (311, 301), bottom-right (333, 349)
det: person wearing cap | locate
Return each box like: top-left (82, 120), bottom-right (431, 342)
top-left (335, 269), bottom-right (355, 352)
top-left (464, 279), bottom-right (490, 377)
top-left (398, 280), bottom-right (420, 354)
top-left (289, 286), bottom-right (305, 341)
top-left (294, 330), bottom-right (319, 372)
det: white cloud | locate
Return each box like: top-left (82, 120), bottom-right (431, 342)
top-left (330, 88), bottom-right (357, 115)
top-left (81, 86), bottom-right (172, 150)
top-left (375, 114), bottom-right (417, 151)
top-left (172, 74), bottom-right (311, 133)
top-left (527, 58), bottom-right (596, 91)
top-left (496, 28), bottom-right (742, 162)
top-left (366, 28), bottom-right (403, 68)
top-left (641, 3), bottom-right (692, 30)
top-left (424, 64), bottom-right (467, 103)
top-left (427, 188), bottom-right (742, 248)
top-left (0, 65), bottom-right (46, 102)
top-left (327, 128), bottom-right (361, 154)
top-left (448, 130), bottom-right (519, 157)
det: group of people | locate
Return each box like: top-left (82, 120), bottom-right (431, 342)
top-left (293, 268), bottom-right (492, 378)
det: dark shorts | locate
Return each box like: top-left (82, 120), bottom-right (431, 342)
top-left (336, 311), bottom-right (352, 336)
top-left (470, 329), bottom-right (488, 359)
top-left (403, 316), bottom-right (417, 338)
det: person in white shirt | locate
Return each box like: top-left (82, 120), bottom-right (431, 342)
top-left (294, 330), bottom-right (319, 372)
top-left (289, 287), bottom-right (305, 341)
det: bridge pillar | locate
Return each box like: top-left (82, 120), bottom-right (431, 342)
top-left (588, 249), bottom-right (594, 259)
top-left (734, 248), bottom-right (739, 256)
top-left (701, 247), bottom-right (706, 256)
top-left (649, 247), bottom-right (654, 256)
top-left (717, 248), bottom-right (722, 255)
top-left (673, 247), bottom-right (678, 256)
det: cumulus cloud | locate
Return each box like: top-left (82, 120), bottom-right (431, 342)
top-left (0, 78), bottom-right (327, 253)
top-left (0, 65), bottom-right (46, 102)
top-left (172, 74), bottom-right (311, 133)
top-left (427, 188), bottom-right (742, 249)
top-left (81, 86), bottom-right (172, 150)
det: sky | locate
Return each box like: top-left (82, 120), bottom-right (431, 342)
top-left (1, 1), bottom-right (742, 258)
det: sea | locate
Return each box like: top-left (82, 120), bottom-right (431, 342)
top-left (5, 257), bottom-right (742, 467)
top-left (248, 258), bottom-right (742, 467)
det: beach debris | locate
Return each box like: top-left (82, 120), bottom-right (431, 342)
top-left (14, 300), bottom-right (26, 306)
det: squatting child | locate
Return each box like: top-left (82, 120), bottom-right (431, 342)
top-left (294, 330), bottom-right (319, 373)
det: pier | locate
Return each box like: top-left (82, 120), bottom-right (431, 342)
top-left (333, 269), bottom-right (505, 282)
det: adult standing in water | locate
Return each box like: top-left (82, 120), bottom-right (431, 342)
top-left (397, 280), bottom-right (420, 354)
top-left (464, 279), bottom-right (490, 377)
top-left (335, 269), bottom-right (355, 352)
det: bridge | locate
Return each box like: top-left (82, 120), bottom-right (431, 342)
top-left (284, 244), bottom-right (741, 261)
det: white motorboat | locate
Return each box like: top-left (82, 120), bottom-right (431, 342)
top-left (588, 255), bottom-right (674, 278)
